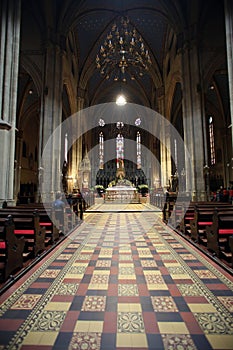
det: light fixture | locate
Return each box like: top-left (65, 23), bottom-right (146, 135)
top-left (116, 121), bottom-right (124, 129)
top-left (135, 118), bottom-right (141, 126)
top-left (116, 94), bottom-right (127, 106)
top-left (98, 118), bottom-right (105, 127)
top-left (96, 16), bottom-right (151, 82)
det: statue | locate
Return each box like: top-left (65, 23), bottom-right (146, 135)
top-left (62, 161), bottom-right (68, 193)
top-left (116, 158), bottom-right (125, 180)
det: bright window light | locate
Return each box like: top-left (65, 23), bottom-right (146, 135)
top-left (116, 95), bottom-right (127, 106)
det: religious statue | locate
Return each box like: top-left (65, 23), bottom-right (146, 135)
top-left (116, 158), bottom-right (125, 180)
top-left (62, 161), bottom-right (68, 193)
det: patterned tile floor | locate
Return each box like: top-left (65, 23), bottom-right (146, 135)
top-left (0, 205), bottom-right (233, 349)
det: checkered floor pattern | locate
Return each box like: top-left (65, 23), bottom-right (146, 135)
top-left (0, 206), bottom-right (233, 349)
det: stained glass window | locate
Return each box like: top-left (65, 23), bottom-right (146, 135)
top-left (209, 116), bottom-right (215, 165)
top-left (99, 132), bottom-right (104, 169)
top-left (136, 131), bottom-right (141, 169)
top-left (116, 133), bottom-right (124, 168)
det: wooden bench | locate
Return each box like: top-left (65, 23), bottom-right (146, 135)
top-left (206, 210), bottom-right (233, 261)
top-left (229, 235), bottom-right (233, 267)
top-left (5, 201), bottom-right (84, 232)
top-left (178, 202), bottom-right (232, 237)
top-left (0, 215), bottom-right (25, 282)
top-left (0, 207), bottom-right (61, 244)
top-left (14, 211), bottom-right (46, 258)
top-left (38, 209), bottom-right (60, 243)
top-left (178, 203), bottom-right (196, 234)
top-left (189, 204), bottom-right (233, 244)
top-left (0, 211), bottom-right (46, 258)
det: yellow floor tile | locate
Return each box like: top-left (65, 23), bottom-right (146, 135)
top-left (23, 331), bottom-right (58, 346)
top-left (44, 302), bottom-right (71, 311)
top-left (206, 335), bottom-right (233, 349)
top-left (74, 320), bottom-right (103, 332)
top-left (118, 274), bottom-right (136, 280)
top-left (171, 274), bottom-right (192, 279)
top-left (164, 262), bottom-right (181, 267)
top-left (131, 333), bottom-right (148, 347)
top-left (74, 320), bottom-right (90, 332)
top-left (88, 284), bottom-right (109, 290)
top-left (143, 270), bottom-right (162, 275)
top-left (116, 333), bottom-right (148, 348)
top-left (89, 321), bottom-right (104, 332)
top-left (118, 303), bottom-right (142, 312)
top-left (116, 333), bottom-right (132, 347)
top-left (64, 273), bottom-right (84, 279)
top-left (92, 270), bottom-right (110, 275)
top-left (187, 303), bottom-right (217, 313)
top-left (147, 283), bottom-right (168, 290)
top-left (119, 263), bottom-right (134, 267)
top-left (158, 322), bottom-right (190, 334)
top-left (72, 262), bottom-right (88, 267)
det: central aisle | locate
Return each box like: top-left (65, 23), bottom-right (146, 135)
top-left (0, 205), bottom-right (233, 349)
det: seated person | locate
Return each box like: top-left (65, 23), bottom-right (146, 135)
top-left (53, 192), bottom-right (65, 209)
top-left (53, 192), bottom-right (65, 232)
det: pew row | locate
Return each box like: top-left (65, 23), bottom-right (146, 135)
top-left (0, 215), bottom-right (25, 282)
top-left (206, 211), bottom-right (233, 260)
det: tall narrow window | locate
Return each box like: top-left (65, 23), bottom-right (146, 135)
top-left (209, 116), bottom-right (215, 165)
top-left (116, 133), bottom-right (124, 167)
top-left (99, 132), bottom-right (104, 169)
top-left (174, 139), bottom-right (177, 167)
top-left (136, 131), bottom-right (141, 169)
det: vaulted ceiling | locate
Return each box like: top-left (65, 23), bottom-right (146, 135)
top-left (20, 0), bottom-right (226, 111)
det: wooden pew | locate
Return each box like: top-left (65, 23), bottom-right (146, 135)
top-left (5, 201), bottom-right (83, 232)
top-left (38, 209), bottom-right (60, 243)
top-left (206, 210), bottom-right (233, 261)
top-left (0, 215), bottom-right (25, 282)
top-left (0, 211), bottom-right (46, 258)
top-left (170, 200), bottom-right (191, 229)
top-left (179, 203), bottom-right (195, 235)
top-left (178, 202), bottom-right (232, 237)
top-left (13, 211), bottom-right (46, 257)
top-left (0, 207), bottom-right (61, 244)
top-left (189, 204), bottom-right (233, 244)
top-left (229, 236), bottom-right (233, 267)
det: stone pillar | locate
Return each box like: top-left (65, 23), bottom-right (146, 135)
top-left (0, 0), bottom-right (21, 205)
top-left (71, 95), bottom-right (84, 189)
top-left (14, 130), bottom-right (23, 202)
top-left (225, 0), bottom-right (233, 153)
top-left (157, 87), bottom-right (171, 189)
top-left (39, 39), bottom-right (63, 202)
top-left (181, 40), bottom-right (206, 200)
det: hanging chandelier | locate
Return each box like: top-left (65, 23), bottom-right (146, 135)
top-left (96, 16), bottom-right (152, 82)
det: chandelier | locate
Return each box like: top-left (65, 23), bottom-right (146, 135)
top-left (96, 16), bottom-right (152, 82)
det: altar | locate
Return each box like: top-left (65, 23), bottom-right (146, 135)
top-left (103, 159), bottom-right (140, 203)
top-left (105, 185), bottom-right (139, 203)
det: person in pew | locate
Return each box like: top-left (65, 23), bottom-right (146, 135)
top-left (52, 192), bottom-right (65, 234)
top-left (162, 188), bottom-right (170, 222)
top-left (2, 201), bottom-right (7, 209)
top-left (52, 192), bottom-right (65, 209)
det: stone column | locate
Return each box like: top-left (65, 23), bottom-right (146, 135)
top-left (181, 40), bottom-right (206, 200)
top-left (39, 39), bottom-right (63, 202)
top-left (71, 95), bottom-right (84, 189)
top-left (157, 87), bottom-right (171, 189)
top-left (0, 0), bottom-right (21, 205)
top-left (225, 0), bottom-right (233, 153)
top-left (14, 130), bottom-right (23, 202)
